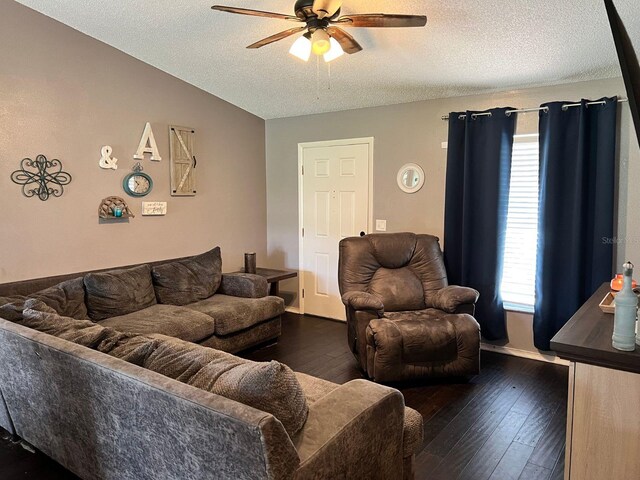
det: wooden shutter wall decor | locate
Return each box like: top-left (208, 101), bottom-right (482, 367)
top-left (169, 126), bottom-right (196, 196)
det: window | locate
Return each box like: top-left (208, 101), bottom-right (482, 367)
top-left (501, 135), bottom-right (539, 312)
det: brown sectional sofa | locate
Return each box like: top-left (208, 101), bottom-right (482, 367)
top-left (0, 247), bottom-right (284, 353)
top-left (0, 316), bottom-right (423, 479)
top-left (0, 291), bottom-right (424, 479)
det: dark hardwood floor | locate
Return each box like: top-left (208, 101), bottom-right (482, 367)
top-left (0, 313), bottom-right (568, 480)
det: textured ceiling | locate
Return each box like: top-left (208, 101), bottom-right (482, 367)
top-left (15, 0), bottom-right (640, 119)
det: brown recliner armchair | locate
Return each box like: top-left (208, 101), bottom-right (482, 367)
top-left (338, 232), bottom-right (481, 382)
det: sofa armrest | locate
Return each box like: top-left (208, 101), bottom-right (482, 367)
top-left (341, 291), bottom-right (384, 317)
top-left (292, 379), bottom-right (405, 479)
top-left (430, 286), bottom-right (479, 314)
top-left (219, 273), bottom-right (268, 299)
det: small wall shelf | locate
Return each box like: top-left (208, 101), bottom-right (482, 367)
top-left (98, 196), bottom-right (135, 220)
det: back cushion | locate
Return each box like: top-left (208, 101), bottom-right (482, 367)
top-left (339, 233), bottom-right (449, 310)
top-left (152, 247), bottom-right (222, 305)
top-left (368, 267), bottom-right (426, 311)
top-left (32, 277), bottom-right (88, 319)
top-left (367, 233), bottom-right (417, 268)
top-left (0, 296), bottom-right (27, 321)
top-left (15, 300), bottom-right (309, 437)
top-left (21, 299), bottom-right (114, 348)
top-left (84, 265), bottom-right (156, 320)
top-left (143, 335), bottom-right (309, 436)
top-left (22, 300), bottom-right (160, 364)
top-left (0, 277), bottom-right (88, 321)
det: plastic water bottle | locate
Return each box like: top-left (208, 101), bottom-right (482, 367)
top-left (612, 261), bottom-right (638, 351)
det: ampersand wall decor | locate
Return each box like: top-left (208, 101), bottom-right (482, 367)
top-left (10, 154), bottom-right (72, 201)
top-left (99, 145), bottom-right (118, 170)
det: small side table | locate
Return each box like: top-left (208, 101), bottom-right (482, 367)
top-left (236, 268), bottom-right (297, 297)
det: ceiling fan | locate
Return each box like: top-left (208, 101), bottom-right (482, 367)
top-left (211, 0), bottom-right (427, 62)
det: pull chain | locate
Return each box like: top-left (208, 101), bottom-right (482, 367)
top-left (328, 61), bottom-right (331, 91)
top-left (316, 55), bottom-right (320, 100)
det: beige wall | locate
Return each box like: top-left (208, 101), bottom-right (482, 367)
top-left (0, 1), bottom-right (267, 283)
top-left (266, 77), bottom-right (640, 354)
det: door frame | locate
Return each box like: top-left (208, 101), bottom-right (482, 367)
top-left (297, 137), bottom-right (374, 316)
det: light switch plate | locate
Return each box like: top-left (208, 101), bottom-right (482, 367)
top-left (441, 142), bottom-right (448, 149)
top-left (376, 219), bottom-right (387, 232)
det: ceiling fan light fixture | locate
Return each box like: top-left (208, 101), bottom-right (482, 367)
top-left (289, 33), bottom-right (312, 61)
top-left (311, 29), bottom-right (331, 56)
top-left (323, 37), bottom-right (344, 62)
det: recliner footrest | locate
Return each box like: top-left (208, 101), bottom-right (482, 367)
top-left (366, 314), bottom-right (480, 382)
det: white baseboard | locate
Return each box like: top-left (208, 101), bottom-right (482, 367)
top-left (285, 306), bottom-right (301, 314)
top-left (480, 343), bottom-right (570, 366)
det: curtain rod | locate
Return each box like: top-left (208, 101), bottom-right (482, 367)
top-left (440, 98), bottom-right (628, 121)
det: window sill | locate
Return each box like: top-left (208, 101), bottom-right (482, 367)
top-left (503, 302), bottom-right (534, 315)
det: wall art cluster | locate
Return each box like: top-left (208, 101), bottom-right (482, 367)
top-left (10, 122), bottom-right (197, 216)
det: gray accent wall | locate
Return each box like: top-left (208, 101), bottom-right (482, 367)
top-left (0, 1), bottom-right (267, 283)
top-left (266, 77), bottom-right (640, 354)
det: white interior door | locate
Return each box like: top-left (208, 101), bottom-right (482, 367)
top-left (301, 141), bottom-right (371, 320)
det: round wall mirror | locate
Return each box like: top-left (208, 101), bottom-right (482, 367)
top-left (397, 163), bottom-right (425, 194)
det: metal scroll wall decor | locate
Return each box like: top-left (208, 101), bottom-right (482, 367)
top-left (10, 154), bottom-right (72, 201)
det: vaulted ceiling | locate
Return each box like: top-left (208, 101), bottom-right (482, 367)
top-left (15, 0), bottom-right (640, 119)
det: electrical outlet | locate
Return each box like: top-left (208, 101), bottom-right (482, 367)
top-left (441, 142), bottom-right (448, 149)
top-left (376, 220), bottom-right (387, 232)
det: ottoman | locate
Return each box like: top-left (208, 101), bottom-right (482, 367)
top-left (365, 311), bottom-right (481, 383)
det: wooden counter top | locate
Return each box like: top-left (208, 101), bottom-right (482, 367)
top-left (550, 283), bottom-right (640, 374)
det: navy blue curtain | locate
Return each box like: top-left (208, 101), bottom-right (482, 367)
top-left (533, 98), bottom-right (618, 350)
top-left (444, 108), bottom-right (516, 340)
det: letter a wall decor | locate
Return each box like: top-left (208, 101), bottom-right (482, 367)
top-left (134, 122), bottom-right (162, 161)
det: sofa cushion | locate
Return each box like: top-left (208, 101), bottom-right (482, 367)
top-left (295, 372), bottom-right (338, 404)
top-left (187, 294), bottom-right (285, 336)
top-left (0, 296), bottom-right (27, 321)
top-left (20, 299), bottom-right (116, 349)
top-left (84, 265), bottom-right (157, 320)
top-left (98, 304), bottom-right (216, 343)
top-left (368, 266), bottom-right (427, 312)
top-left (19, 300), bottom-right (169, 366)
top-left (294, 372), bottom-right (423, 458)
top-left (403, 407), bottom-right (424, 457)
top-left (11, 300), bottom-right (308, 436)
top-left (142, 335), bottom-right (309, 436)
top-left (0, 277), bottom-right (88, 321)
top-left (33, 277), bottom-right (88, 319)
top-left (152, 247), bottom-right (222, 306)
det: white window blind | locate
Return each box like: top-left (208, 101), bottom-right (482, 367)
top-left (501, 136), bottom-right (540, 311)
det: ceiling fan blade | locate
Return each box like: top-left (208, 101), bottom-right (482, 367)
top-left (313, 0), bottom-right (342, 19)
top-left (211, 6), bottom-right (300, 22)
top-left (247, 26), bottom-right (307, 49)
top-left (334, 14), bottom-right (427, 28)
top-left (326, 27), bottom-right (362, 54)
